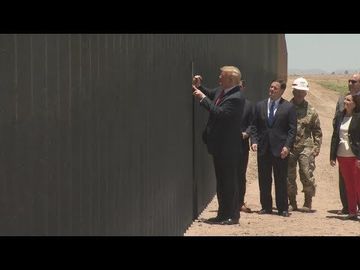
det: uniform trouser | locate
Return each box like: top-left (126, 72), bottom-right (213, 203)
top-left (238, 150), bottom-right (249, 207)
top-left (287, 147), bottom-right (316, 197)
top-left (258, 151), bottom-right (289, 213)
top-left (337, 157), bottom-right (360, 215)
top-left (213, 155), bottom-right (240, 220)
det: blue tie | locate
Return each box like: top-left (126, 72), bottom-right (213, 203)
top-left (268, 101), bottom-right (275, 126)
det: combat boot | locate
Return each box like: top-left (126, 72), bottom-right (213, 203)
top-left (299, 194), bottom-right (312, 212)
top-left (288, 195), bottom-right (298, 211)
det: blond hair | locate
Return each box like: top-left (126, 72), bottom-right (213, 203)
top-left (220, 66), bottom-right (241, 84)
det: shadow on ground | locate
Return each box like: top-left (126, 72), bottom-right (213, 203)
top-left (326, 215), bottom-right (359, 221)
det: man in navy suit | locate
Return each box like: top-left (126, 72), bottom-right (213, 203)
top-left (192, 66), bottom-right (245, 225)
top-left (251, 79), bottom-right (296, 217)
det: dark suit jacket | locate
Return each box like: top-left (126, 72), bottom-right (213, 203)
top-left (330, 111), bottom-right (360, 161)
top-left (251, 98), bottom-right (296, 157)
top-left (240, 99), bottom-right (254, 152)
top-left (200, 85), bottom-right (245, 157)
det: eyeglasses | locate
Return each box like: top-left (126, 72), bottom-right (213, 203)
top-left (348, 79), bottom-right (359, 84)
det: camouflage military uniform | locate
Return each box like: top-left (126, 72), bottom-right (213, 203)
top-left (287, 99), bottom-right (322, 198)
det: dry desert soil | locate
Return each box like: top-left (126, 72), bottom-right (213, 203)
top-left (185, 75), bottom-right (360, 236)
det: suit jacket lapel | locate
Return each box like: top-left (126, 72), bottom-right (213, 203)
top-left (213, 87), bottom-right (222, 101)
top-left (263, 98), bottom-right (282, 127)
top-left (217, 85), bottom-right (240, 106)
top-left (261, 100), bottom-right (268, 123)
top-left (272, 98), bottom-right (284, 123)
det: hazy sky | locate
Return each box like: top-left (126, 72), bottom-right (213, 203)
top-left (285, 34), bottom-right (360, 72)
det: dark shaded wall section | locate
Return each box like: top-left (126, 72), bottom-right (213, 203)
top-left (0, 34), bottom-right (286, 235)
top-left (277, 34), bottom-right (288, 81)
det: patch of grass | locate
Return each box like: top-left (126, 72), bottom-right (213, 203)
top-left (317, 80), bottom-right (348, 95)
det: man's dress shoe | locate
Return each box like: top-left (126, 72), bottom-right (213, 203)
top-left (204, 217), bottom-right (223, 224)
top-left (258, 209), bottom-right (273, 215)
top-left (240, 204), bottom-right (252, 213)
top-left (279, 211), bottom-right (290, 217)
top-left (219, 218), bottom-right (239, 225)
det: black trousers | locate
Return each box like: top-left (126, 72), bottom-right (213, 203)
top-left (257, 151), bottom-right (289, 213)
top-left (213, 155), bottom-right (240, 220)
top-left (238, 150), bottom-right (249, 207)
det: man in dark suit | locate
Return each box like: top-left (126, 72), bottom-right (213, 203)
top-left (238, 80), bottom-right (254, 213)
top-left (251, 79), bottom-right (296, 217)
top-left (192, 66), bottom-right (245, 225)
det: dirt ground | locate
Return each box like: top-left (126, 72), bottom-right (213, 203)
top-left (185, 75), bottom-right (360, 236)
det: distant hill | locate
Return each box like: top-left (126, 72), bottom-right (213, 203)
top-left (288, 69), bottom-right (328, 75)
top-left (332, 68), bottom-right (360, 75)
top-left (289, 68), bottom-right (360, 75)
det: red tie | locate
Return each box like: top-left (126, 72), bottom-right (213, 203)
top-left (215, 90), bottom-right (225, 106)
